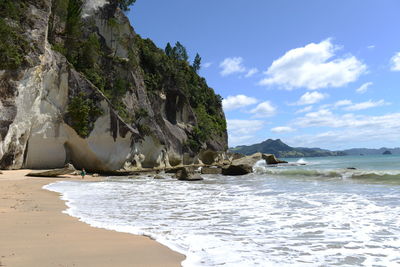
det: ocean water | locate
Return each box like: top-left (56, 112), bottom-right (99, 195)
top-left (44, 155), bottom-right (400, 266)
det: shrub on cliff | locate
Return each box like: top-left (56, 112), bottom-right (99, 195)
top-left (67, 93), bottom-right (103, 138)
top-left (0, 1), bottom-right (30, 70)
top-left (134, 36), bottom-right (226, 150)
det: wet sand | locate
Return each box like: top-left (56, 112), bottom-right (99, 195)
top-left (0, 170), bottom-right (185, 267)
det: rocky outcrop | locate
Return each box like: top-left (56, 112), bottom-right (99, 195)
top-left (264, 154), bottom-right (288, 165)
top-left (26, 163), bottom-right (75, 177)
top-left (0, 0), bottom-right (227, 171)
top-left (220, 152), bottom-right (287, 176)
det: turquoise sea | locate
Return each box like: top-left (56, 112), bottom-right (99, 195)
top-left (45, 155), bottom-right (400, 266)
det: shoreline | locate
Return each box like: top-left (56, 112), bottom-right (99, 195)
top-left (0, 170), bottom-right (185, 267)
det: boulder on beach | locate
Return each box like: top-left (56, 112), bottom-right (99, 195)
top-left (26, 164), bottom-right (76, 177)
top-left (201, 167), bottom-right (222, 174)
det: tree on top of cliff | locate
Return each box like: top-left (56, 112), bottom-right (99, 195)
top-left (165, 42), bottom-right (173, 57)
top-left (172, 42), bottom-right (189, 62)
top-left (192, 53), bottom-right (201, 73)
top-left (112, 0), bottom-right (137, 11)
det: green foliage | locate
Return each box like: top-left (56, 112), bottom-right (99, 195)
top-left (82, 68), bottom-right (105, 90)
top-left (192, 53), bottom-right (201, 73)
top-left (0, 0), bottom-right (26, 20)
top-left (67, 92), bottom-right (103, 138)
top-left (135, 108), bottom-right (148, 121)
top-left (80, 33), bottom-right (101, 68)
top-left (75, 33), bottom-right (105, 91)
top-left (52, 43), bottom-right (67, 55)
top-left (172, 41), bottom-right (188, 62)
top-left (112, 78), bottom-right (128, 102)
top-left (0, 1), bottom-right (30, 70)
top-left (137, 124), bottom-right (151, 136)
top-left (65, 0), bottom-right (83, 65)
top-left (48, 0), bottom-right (69, 43)
top-left (0, 19), bottom-right (28, 69)
top-left (165, 43), bottom-right (173, 57)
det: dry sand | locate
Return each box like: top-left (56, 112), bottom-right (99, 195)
top-left (0, 170), bottom-right (185, 267)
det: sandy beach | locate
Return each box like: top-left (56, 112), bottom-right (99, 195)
top-left (0, 170), bottom-right (185, 267)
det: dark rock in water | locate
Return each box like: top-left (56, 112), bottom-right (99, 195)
top-left (222, 164), bottom-right (252, 176)
top-left (383, 150), bottom-right (392, 155)
top-left (178, 173), bottom-right (204, 181)
top-left (174, 167), bottom-right (192, 179)
top-left (220, 152), bottom-right (286, 176)
top-left (201, 167), bottom-right (222, 174)
top-left (154, 175), bottom-right (165, 179)
top-left (175, 167), bottom-right (203, 181)
top-left (346, 167), bottom-right (357, 170)
top-left (26, 164), bottom-right (75, 177)
top-left (263, 154), bottom-right (288, 165)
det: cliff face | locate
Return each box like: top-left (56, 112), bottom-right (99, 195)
top-left (0, 0), bottom-right (227, 171)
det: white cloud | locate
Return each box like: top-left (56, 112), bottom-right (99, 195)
top-left (296, 91), bottom-right (328, 105)
top-left (295, 105), bottom-right (313, 114)
top-left (356, 82), bottom-right (373, 94)
top-left (294, 109), bottom-right (396, 129)
top-left (250, 101), bottom-right (277, 117)
top-left (367, 45), bottom-right (375, 49)
top-left (227, 119), bottom-right (265, 146)
top-left (229, 135), bottom-right (256, 146)
top-left (334, 99), bottom-right (352, 107)
top-left (343, 99), bottom-right (389, 111)
top-left (271, 126), bottom-right (295, 133)
top-left (202, 62), bottom-right (212, 68)
top-left (245, 68), bottom-right (259, 78)
top-left (222, 95), bottom-right (258, 111)
top-left (219, 57), bottom-right (246, 76)
top-left (227, 119), bottom-right (265, 135)
top-left (287, 119), bottom-right (400, 149)
top-left (259, 39), bottom-right (367, 90)
top-left (390, 52), bottom-right (400, 71)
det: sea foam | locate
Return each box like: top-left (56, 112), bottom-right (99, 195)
top-left (44, 171), bottom-right (400, 266)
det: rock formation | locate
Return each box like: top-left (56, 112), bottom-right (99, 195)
top-left (0, 0), bottom-right (227, 171)
top-left (26, 163), bottom-right (76, 177)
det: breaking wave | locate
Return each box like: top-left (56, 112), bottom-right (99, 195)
top-left (254, 165), bottom-right (400, 182)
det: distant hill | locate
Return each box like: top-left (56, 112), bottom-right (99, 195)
top-left (343, 148), bottom-right (400, 155)
top-left (230, 139), bottom-right (346, 158)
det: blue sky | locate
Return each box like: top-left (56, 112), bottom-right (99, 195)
top-left (128, 0), bottom-right (400, 149)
